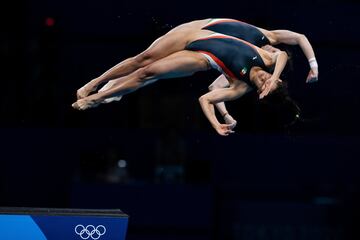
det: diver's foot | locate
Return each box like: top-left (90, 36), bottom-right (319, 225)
top-left (72, 97), bottom-right (102, 110)
top-left (77, 82), bottom-right (97, 100)
top-left (224, 114), bottom-right (237, 130)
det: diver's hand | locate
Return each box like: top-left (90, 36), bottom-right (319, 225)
top-left (215, 123), bottom-right (235, 136)
top-left (306, 68), bottom-right (318, 83)
top-left (259, 77), bottom-right (282, 99)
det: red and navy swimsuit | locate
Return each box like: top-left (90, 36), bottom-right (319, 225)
top-left (202, 19), bottom-right (270, 47)
top-left (185, 34), bottom-right (268, 87)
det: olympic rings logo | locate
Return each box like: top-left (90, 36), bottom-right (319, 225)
top-left (75, 225), bottom-right (107, 240)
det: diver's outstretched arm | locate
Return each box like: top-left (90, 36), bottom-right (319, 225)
top-left (264, 29), bottom-right (318, 83)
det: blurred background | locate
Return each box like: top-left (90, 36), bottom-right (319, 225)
top-left (1, 0), bottom-right (360, 239)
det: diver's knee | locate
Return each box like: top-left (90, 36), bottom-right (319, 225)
top-left (137, 66), bottom-right (157, 82)
top-left (135, 51), bottom-right (155, 65)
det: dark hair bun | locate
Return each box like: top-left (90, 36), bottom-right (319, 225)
top-left (259, 83), bottom-right (301, 128)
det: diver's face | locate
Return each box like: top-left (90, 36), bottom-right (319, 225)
top-left (255, 70), bottom-right (272, 84)
top-left (261, 45), bottom-right (281, 53)
top-left (255, 70), bottom-right (280, 94)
